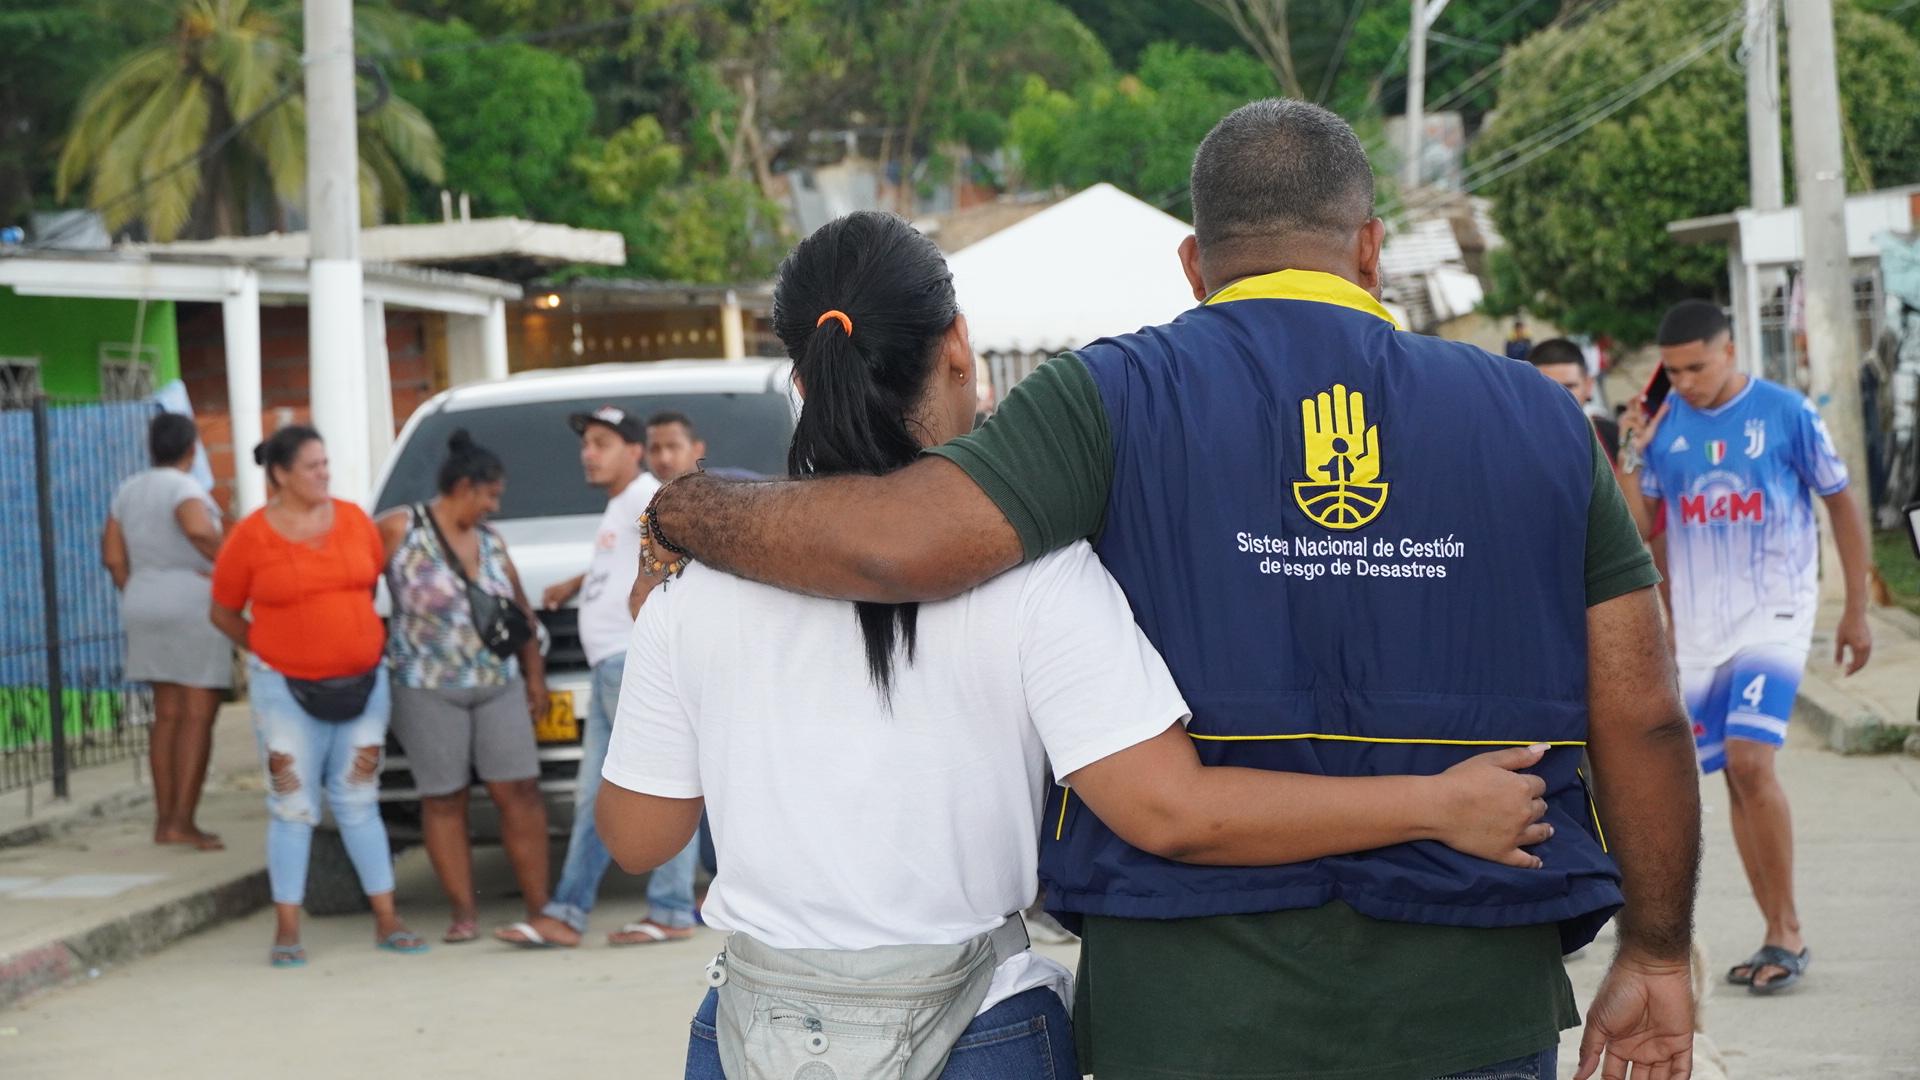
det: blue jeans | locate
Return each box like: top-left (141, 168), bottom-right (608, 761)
top-left (1433, 1046), bottom-right (1558, 1080)
top-left (249, 662), bottom-right (396, 905)
top-left (544, 654), bottom-right (700, 932)
top-left (686, 986), bottom-right (1078, 1080)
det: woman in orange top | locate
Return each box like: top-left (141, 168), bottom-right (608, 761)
top-left (211, 426), bottom-right (426, 965)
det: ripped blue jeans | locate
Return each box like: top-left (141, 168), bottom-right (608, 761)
top-left (250, 661), bottom-right (396, 905)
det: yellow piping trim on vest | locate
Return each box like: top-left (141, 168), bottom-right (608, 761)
top-left (1055, 788), bottom-right (1072, 840)
top-left (1203, 269), bottom-right (1402, 330)
top-left (1577, 767), bottom-right (1609, 853)
top-left (1188, 732), bottom-right (1586, 747)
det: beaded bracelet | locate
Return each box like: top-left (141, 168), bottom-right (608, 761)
top-left (637, 510), bottom-right (688, 578)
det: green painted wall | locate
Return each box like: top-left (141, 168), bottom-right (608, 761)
top-left (0, 287), bottom-right (180, 400)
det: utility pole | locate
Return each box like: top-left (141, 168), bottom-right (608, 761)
top-left (1404, 0), bottom-right (1426, 195)
top-left (304, 0), bottom-right (372, 501)
top-left (1745, 0), bottom-right (1785, 211)
top-left (1735, 0), bottom-right (1785, 376)
top-left (1785, 0), bottom-right (1870, 530)
top-left (1403, 0), bottom-right (1452, 198)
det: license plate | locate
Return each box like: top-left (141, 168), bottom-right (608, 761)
top-left (534, 691), bottom-right (579, 743)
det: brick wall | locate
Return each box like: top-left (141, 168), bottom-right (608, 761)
top-left (175, 303), bottom-right (446, 515)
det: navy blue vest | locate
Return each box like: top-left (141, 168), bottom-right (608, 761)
top-left (1039, 272), bottom-right (1622, 952)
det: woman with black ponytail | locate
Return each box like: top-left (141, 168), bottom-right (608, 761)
top-left (593, 213), bottom-right (1555, 1080)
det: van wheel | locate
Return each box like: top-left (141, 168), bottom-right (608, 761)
top-left (304, 827), bottom-right (371, 915)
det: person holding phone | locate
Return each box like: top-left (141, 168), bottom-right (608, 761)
top-left (1619, 299), bottom-right (1874, 995)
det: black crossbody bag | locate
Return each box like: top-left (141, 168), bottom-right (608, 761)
top-left (417, 504), bottom-right (534, 660)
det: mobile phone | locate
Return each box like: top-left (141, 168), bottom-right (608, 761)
top-left (1641, 365), bottom-right (1671, 415)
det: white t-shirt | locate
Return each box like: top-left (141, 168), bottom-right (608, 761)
top-left (604, 541), bottom-right (1190, 1013)
top-left (577, 472), bottom-right (661, 667)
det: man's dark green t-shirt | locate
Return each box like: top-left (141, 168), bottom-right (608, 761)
top-left (927, 353), bottom-right (1660, 1080)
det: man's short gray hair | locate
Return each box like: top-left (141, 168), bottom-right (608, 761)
top-left (1190, 99), bottom-right (1376, 248)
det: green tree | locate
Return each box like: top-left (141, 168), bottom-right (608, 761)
top-left (1475, 0), bottom-right (1920, 342)
top-left (0, 0), bottom-right (168, 230)
top-left (1008, 42), bottom-right (1275, 216)
top-left (391, 19), bottom-right (599, 220)
top-left (54, 0), bottom-right (441, 241)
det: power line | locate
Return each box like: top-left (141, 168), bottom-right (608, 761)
top-left (374, 0), bottom-right (722, 59)
top-left (1379, 5), bottom-right (1740, 218)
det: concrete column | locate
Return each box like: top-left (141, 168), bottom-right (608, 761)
top-left (221, 267), bottom-right (266, 516)
top-left (304, 0), bottom-right (371, 501)
top-left (721, 289), bottom-right (746, 360)
top-left (364, 295), bottom-right (394, 469)
top-left (482, 298), bottom-right (509, 380)
top-left (446, 313), bottom-right (488, 386)
top-left (1729, 233), bottom-right (1762, 376)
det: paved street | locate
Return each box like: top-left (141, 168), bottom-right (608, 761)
top-left (4, 716), bottom-right (1915, 1079)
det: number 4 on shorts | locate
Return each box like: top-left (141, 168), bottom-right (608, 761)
top-left (1741, 674), bottom-right (1767, 710)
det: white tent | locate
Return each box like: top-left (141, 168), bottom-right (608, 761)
top-left (947, 184), bottom-right (1195, 367)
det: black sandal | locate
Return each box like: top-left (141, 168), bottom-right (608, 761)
top-left (1745, 945), bottom-right (1810, 994)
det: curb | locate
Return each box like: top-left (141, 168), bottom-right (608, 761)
top-left (0, 868), bottom-right (269, 1012)
top-left (0, 787), bottom-right (155, 851)
top-left (1794, 671), bottom-right (1919, 756)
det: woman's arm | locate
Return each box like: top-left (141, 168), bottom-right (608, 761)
top-left (209, 602), bottom-right (251, 651)
top-left (1067, 728), bottom-right (1552, 868)
top-left (375, 507), bottom-right (410, 564)
top-left (175, 499), bottom-right (224, 563)
top-left (102, 517), bottom-right (130, 591)
top-left (597, 782), bottom-right (703, 873)
top-left (503, 554), bottom-right (549, 720)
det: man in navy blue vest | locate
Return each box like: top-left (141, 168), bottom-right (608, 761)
top-left (649, 101), bottom-right (1700, 1080)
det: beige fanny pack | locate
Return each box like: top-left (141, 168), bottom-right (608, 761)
top-left (706, 916), bottom-right (1031, 1080)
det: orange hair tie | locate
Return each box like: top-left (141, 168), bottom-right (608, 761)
top-left (816, 309), bottom-right (853, 336)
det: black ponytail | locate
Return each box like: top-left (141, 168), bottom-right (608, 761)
top-left (253, 425), bottom-right (322, 487)
top-left (436, 428), bottom-right (505, 494)
top-left (773, 211), bottom-right (960, 700)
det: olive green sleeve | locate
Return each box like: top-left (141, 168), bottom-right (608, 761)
top-left (1585, 432), bottom-right (1662, 606)
top-left (923, 353), bottom-right (1113, 563)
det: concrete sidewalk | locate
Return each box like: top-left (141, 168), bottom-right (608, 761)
top-left (1792, 605), bottom-right (1920, 754)
top-left (0, 705), bottom-right (267, 1010)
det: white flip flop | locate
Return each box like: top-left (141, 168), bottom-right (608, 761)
top-left (608, 920), bottom-right (692, 945)
top-left (494, 921), bottom-right (564, 949)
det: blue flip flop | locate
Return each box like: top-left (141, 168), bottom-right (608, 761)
top-left (377, 930), bottom-right (429, 954)
top-left (1747, 945), bottom-right (1809, 995)
top-left (270, 944), bottom-right (307, 967)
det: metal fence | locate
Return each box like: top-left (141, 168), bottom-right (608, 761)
top-left (0, 395), bottom-right (156, 799)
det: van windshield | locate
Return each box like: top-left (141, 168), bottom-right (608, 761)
top-left (375, 392), bottom-right (793, 519)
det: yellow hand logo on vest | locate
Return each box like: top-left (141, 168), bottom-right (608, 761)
top-left (1294, 384), bottom-right (1389, 530)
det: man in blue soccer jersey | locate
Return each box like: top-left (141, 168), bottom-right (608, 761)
top-left (1621, 299), bottom-right (1874, 995)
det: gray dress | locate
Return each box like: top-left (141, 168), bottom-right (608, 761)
top-left (111, 468), bottom-right (233, 689)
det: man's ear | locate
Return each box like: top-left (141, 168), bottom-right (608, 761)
top-left (1355, 218), bottom-right (1386, 296)
top-left (1178, 235), bottom-right (1207, 301)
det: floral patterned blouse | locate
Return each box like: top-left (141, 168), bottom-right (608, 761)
top-left (385, 505), bottom-right (519, 689)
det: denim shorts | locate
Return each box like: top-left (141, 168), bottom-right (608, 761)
top-left (1433, 1045), bottom-right (1558, 1080)
top-left (685, 985), bottom-right (1078, 1080)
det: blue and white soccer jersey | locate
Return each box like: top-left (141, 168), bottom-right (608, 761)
top-left (1639, 378), bottom-right (1848, 771)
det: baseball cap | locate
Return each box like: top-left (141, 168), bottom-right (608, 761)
top-left (567, 404), bottom-right (645, 443)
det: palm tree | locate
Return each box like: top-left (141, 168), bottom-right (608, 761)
top-left (55, 0), bottom-right (441, 241)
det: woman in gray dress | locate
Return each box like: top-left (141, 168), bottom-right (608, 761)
top-left (102, 413), bottom-right (231, 850)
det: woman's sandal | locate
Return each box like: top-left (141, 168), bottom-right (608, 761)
top-left (377, 929), bottom-right (430, 954)
top-left (1745, 945), bottom-right (1810, 995)
top-left (269, 943), bottom-right (307, 967)
top-left (608, 920), bottom-right (695, 946)
top-left (443, 920), bottom-right (479, 944)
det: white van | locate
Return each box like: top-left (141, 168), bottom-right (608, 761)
top-left (302, 359), bottom-right (796, 912)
